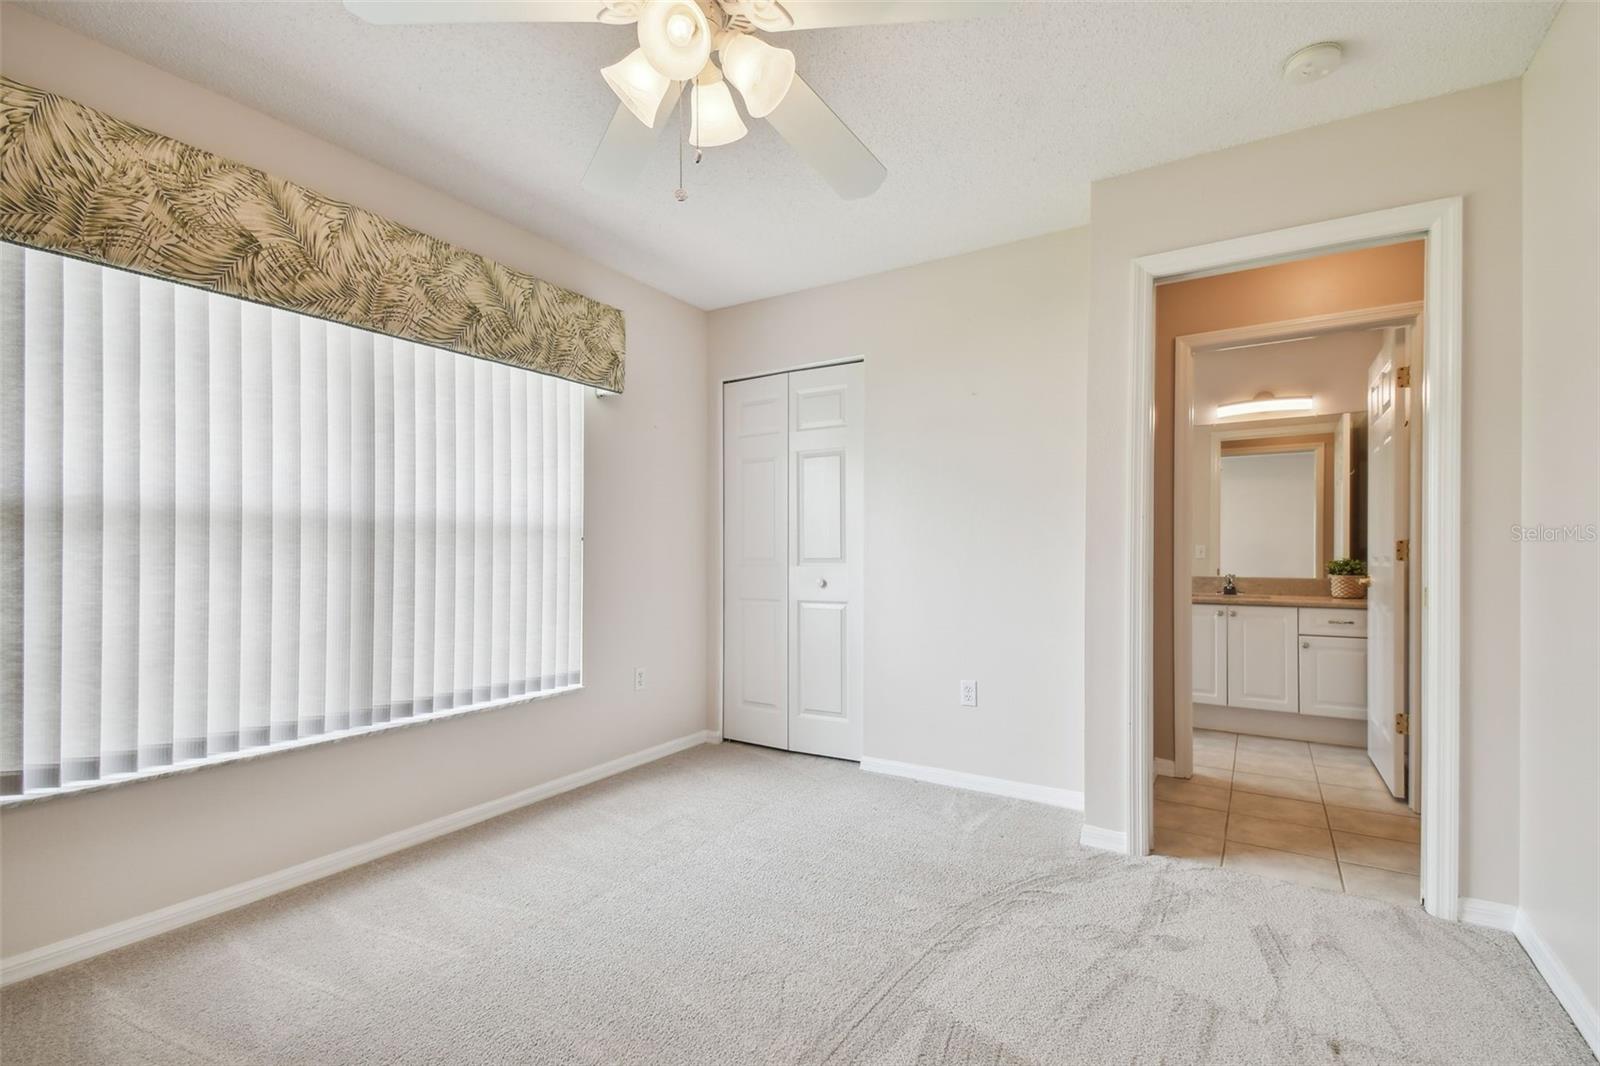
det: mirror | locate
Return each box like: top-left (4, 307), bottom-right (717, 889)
top-left (1220, 441), bottom-right (1324, 576)
top-left (1191, 413), bottom-right (1364, 578)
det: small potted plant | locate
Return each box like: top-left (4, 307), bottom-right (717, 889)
top-left (1326, 557), bottom-right (1369, 599)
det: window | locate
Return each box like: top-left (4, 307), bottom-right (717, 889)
top-left (0, 245), bottom-right (584, 798)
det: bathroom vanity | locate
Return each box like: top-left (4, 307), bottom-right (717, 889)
top-left (1191, 595), bottom-right (1368, 720)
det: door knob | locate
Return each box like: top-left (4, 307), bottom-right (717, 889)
top-left (817, 578), bottom-right (828, 589)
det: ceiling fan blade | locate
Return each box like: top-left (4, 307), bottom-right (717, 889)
top-left (342, 1), bottom-right (614, 25)
top-left (764, 73), bottom-right (885, 199)
top-left (582, 84), bottom-right (686, 195)
top-left (761, 0), bottom-right (1009, 32)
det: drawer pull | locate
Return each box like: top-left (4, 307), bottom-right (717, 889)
top-left (1329, 619), bottom-right (1356, 625)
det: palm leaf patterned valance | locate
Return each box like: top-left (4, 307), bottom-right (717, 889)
top-left (0, 77), bottom-right (625, 392)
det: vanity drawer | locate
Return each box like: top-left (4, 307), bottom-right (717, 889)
top-left (1299, 608), bottom-right (1367, 637)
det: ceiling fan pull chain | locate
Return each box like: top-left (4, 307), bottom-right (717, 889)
top-left (674, 86), bottom-right (688, 202)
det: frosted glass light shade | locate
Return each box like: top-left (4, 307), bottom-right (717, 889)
top-left (637, 0), bottom-right (711, 81)
top-left (1215, 395), bottom-right (1315, 419)
top-left (602, 48), bottom-right (673, 127)
top-left (689, 77), bottom-right (748, 148)
top-left (719, 32), bottom-right (795, 118)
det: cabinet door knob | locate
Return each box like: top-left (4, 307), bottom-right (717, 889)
top-left (1215, 609), bottom-right (1224, 617)
top-left (817, 578), bottom-right (827, 589)
top-left (1302, 641), bottom-right (1311, 649)
top-left (1228, 609), bottom-right (1237, 616)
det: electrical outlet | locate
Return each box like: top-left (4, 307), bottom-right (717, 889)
top-left (1194, 544), bottom-right (1207, 559)
top-left (633, 667), bottom-right (646, 691)
top-left (959, 680), bottom-right (978, 708)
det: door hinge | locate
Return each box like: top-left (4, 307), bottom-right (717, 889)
top-left (1395, 539), bottom-right (1408, 561)
top-left (1394, 712), bottom-right (1409, 735)
top-left (1395, 365), bottom-right (1412, 388)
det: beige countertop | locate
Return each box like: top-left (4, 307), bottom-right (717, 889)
top-left (1192, 593), bottom-right (1368, 609)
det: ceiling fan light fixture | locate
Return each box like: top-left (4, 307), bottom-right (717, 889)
top-left (637, 0), bottom-right (711, 81)
top-left (601, 48), bottom-right (673, 127)
top-left (689, 69), bottom-right (748, 148)
top-left (718, 32), bottom-right (796, 118)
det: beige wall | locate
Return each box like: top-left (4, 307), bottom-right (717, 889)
top-left (1152, 243), bottom-right (1423, 759)
top-left (1192, 331), bottom-right (1383, 421)
top-left (708, 231), bottom-right (1089, 794)
top-left (1519, 0), bottom-right (1599, 1027)
top-left (0, 10), bottom-right (711, 958)
top-left (1085, 81), bottom-right (1525, 905)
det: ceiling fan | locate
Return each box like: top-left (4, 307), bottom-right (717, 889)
top-left (343, 0), bottom-right (1003, 199)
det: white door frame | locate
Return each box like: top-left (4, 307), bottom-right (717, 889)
top-left (715, 356), bottom-right (866, 744)
top-left (1124, 198), bottom-right (1463, 920)
top-left (1171, 302), bottom-right (1422, 782)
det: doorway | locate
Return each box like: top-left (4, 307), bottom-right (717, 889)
top-left (1120, 198), bottom-right (1464, 921)
top-left (721, 361), bottom-right (864, 760)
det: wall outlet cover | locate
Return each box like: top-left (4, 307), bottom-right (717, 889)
top-left (959, 680), bottom-right (978, 707)
top-left (633, 668), bottom-right (646, 691)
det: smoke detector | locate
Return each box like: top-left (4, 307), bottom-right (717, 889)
top-left (1283, 42), bottom-right (1343, 84)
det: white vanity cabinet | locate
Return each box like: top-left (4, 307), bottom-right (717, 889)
top-left (1226, 606), bottom-right (1300, 713)
top-left (1191, 603), bottom-right (1367, 720)
top-left (1298, 608), bottom-right (1368, 719)
top-left (1191, 604), bottom-right (1228, 707)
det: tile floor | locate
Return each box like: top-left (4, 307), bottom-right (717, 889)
top-left (1153, 729), bottom-right (1420, 904)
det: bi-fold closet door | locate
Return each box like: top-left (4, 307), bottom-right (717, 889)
top-left (722, 362), bottom-right (863, 761)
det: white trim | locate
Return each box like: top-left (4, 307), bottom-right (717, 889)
top-left (1459, 901), bottom-right (1600, 1057)
top-left (1513, 911), bottom-right (1600, 1057)
top-left (1154, 757), bottom-right (1177, 778)
top-left (0, 730), bottom-right (717, 987)
top-left (1459, 897), bottom-right (1518, 932)
top-left (1079, 825), bottom-right (1129, 853)
top-left (1122, 199), bottom-right (1465, 925)
top-left (861, 756), bottom-right (1084, 810)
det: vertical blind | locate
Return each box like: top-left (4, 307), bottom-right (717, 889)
top-left (0, 244), bottom-right (584, 797)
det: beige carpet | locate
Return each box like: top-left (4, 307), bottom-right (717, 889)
top-left (1, 742), bottom-right (1590, 1065)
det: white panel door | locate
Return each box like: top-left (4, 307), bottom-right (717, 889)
top-left (1299, 636), bottom-right (1368, 719)
top-left (787, 363), bottom-right (864, 760)
top-left (722, 375), bottom-right (789, 750)
top-left (1226, 606), bottom-right (1298, 714)
top-left (1366, 334), bottom-right (1409, 798)
top-left (1191, 604), bottom-right (1227, 706)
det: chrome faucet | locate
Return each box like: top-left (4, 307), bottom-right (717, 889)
top-left (1222, 573), bottom-right (1238, 595)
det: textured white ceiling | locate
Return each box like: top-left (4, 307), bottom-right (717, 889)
top-left (21, 1), bottom-right (1557, 309)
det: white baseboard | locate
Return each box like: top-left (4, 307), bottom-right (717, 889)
top-left (1513, 910), bottom-right (1600, 1057)
top-left (1079, 825), bottom-right (1129, 853)
top-left (1458, 896), bottom-right (1517, 932)
top-left (860, 757), bottom-right (1083, 811)
top-left (1459, 898), bottom-right (1598, 1057)
top-left (0, 729), bottom-right (716, 987)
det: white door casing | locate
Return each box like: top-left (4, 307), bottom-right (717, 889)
top-left (1366, 330), bottom-right (1410, 798)
top-left (722, 375), bottom-right (789, 749)
top-left (1122, 198), bottom-right (1461, 922)
top-left (787, 363), bottom-right (864, 760)
top-left (1191, 604), bottom-right (1227, 707)
top-left (1225, 606), bottom-right (1298, 714)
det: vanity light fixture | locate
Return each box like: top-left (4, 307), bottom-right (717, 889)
top-left (1216, 392), bottom-right (1315, 419)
